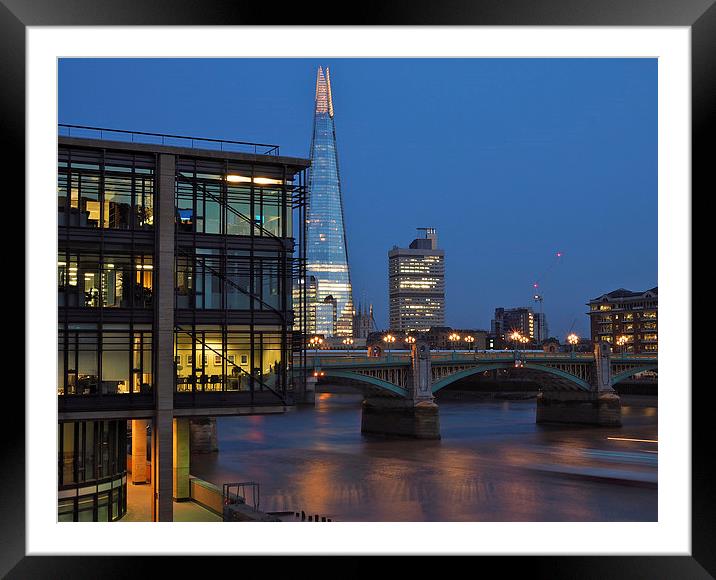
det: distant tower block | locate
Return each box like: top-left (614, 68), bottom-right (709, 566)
top-left (388, 228), bottom-right (445, 332)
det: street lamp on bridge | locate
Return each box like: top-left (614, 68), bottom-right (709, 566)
top-left (616, 335), bottom-right (629, 356)
top-left (448, 333), bottom-right (461, 356)
top-left (308, 336), bottom-right (323, 355)
top-left (405, 335), bottom-right (416, 346)
top-left (567, 333), bottom-right (579, 355)
top-left (464, 335), bottom-right (475, 357)
top-left (342, 337), bottom-right (354, 350)
top-left (509, 331), bottom-right (525, 367)
top-left (383, 334), bottom-right (396, 359)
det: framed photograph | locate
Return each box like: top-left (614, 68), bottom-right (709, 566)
top-left (16, 0), bottom-right (705, 576)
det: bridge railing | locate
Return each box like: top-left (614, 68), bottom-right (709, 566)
top-left (299, 351), bottom-right (655, 369)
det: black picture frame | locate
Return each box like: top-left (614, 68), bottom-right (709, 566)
top-left (6, 0), bottom-right (706, 576)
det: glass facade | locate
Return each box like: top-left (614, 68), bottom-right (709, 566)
top-left (58, 324), bottom-right (153, 396)
top-left (305, 66), bottom-right (354, 337)
top-left (58, 250), bottom-right (153, 309)
top-left (58, 147), bottom-right (154, 230)
top-left (174, 325), bottom-right (284, 394)
top-left (58, 132), bottom-right (308, 521)
top-left (174, 155), bottom-right (299, 404)
top-left (58, 420), bottom-right (127, 521)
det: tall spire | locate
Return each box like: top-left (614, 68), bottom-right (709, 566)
top-left (306, 65), bottom-right (353, 337)
top-left (315, 66), bottom-right (334, 117)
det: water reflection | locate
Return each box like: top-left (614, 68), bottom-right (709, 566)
top-left (191, 394), bottom-right (657, 522)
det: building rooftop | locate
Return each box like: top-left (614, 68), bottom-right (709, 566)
top-left (589, 287), bottom-right (658, 302)
top-left (58, 124), bottom-right (310, 169)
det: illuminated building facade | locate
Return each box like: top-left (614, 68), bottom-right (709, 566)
top-left (57, 126), bottom-right (308, 521)
top-left (305, 66), bottom-right (354, 337)
top-left (492, 307), bottom-right (536, 341)
top-left (388, 228), bottom-right (445, 332)
top-left (587, 287), bottom-right (658, 353)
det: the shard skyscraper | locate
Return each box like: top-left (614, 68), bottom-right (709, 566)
top-left (305, 66), bottom-right (354, 337)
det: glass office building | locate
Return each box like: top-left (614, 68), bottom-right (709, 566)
top-left (57, 126), bottom-right (308, 521)
top-left (305, 66), bottom-right (354, 337)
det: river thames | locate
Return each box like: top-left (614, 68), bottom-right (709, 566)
top-left (191, 393), bottom-right (657, 522)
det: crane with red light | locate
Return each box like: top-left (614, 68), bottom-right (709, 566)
top-left (531, 251), bottom-right (563, 342)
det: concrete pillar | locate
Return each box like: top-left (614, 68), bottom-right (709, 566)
top-left (173, 418), bottom-right (190, 501)
top-left (304, 376), bottom-right (317, 404)
top-left (361, 398), bottom-right (441, 439)
top-left (361, 340), bottom-right (440, 439)
top-left (535, 341), bottom-right (621, 427)
top-left (131, 419), bottom-right (149, 484)
top-left (409, 341), bottom-right (433, 403)
top-left (296, 375), bottom-right (317, 405)
top-left (152, 153), bottom-right (176, 521)
top-left (535, 391), bottom-right (621, 426)
top-left (189, 417), bottom-right (218, 453)
top-left (152, 411), bottom-right (174, 521)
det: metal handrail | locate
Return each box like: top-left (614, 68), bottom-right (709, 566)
top-left (222, 482), bottom-right (260, 512)
top-left (59, 124), bottom-right (280, 156)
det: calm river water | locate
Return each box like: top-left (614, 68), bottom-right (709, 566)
top-left (191, 393), bottom-right (657, 521)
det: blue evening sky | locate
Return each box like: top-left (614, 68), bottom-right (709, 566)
top-left (59, 58), bottom-right (657, 338)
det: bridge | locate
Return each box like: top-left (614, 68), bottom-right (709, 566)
top-left (298, 350), bottom-right (657, 396)
top-left (294, 342), bottom-right (657, 438)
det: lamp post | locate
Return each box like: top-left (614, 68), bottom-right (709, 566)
top-left (405, 335), bottom-right (416, 347)
top-left (520, 335), bottom-right (529, 364)
top-left (567, 333), bottom-right (579, 357)
top-left (383, 334), bottom-right (396, 360)
top-left (509, 331), bottom-right (523, 366)
top-left (464, 335), bottom-right (475, 358)
top-left (616, 335), bottom-right (629, 356)
top-left (448, 333), bottom-right (461, 359)
top-left (308, 336), bottom-right (323, 355)
top-left (342, 337), bottom-right (354, 351)
top-left (308, 336), bottom-right (323, 376)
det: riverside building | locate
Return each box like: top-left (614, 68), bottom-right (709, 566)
top-left (57, 125), bottom-right (308, 521)
top-left (587, 287), bottom-right (658, 353)
top-left (388, 228), bottom-right (446, 332)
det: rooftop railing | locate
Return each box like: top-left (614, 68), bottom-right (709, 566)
top-left (58, 124), bottom-right (281, 156)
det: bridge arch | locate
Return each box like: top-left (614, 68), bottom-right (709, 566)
top-left (317, 369), bottom-right (409, 398)
top-left (431, 363), bottom-right (592, 394)
top-left (611, 365), bottom-right (658, 386)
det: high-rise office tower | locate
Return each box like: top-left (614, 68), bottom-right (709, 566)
top-left (305, 66), bottom-right (354, 337)
top-left (388, 228), bottom-right (446, 332)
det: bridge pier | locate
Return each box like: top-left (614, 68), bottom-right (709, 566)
top-left (536, 341), bottom-right (621, 427)
top-left (536, 391), bottom-right (621, 426)
top-left (361, 398), bottom-right (440, 439)
top-left (189, 417), bottom-right (218, 453)
top-left (294, 375), bottom-right (317, 405)
top-left (360, 340), bottom-right (441, 439)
